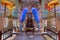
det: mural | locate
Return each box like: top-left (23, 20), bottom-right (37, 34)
top-left (12, 7), bottom-right (18, 18)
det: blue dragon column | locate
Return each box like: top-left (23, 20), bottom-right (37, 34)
top-left (20, 8), bottom-right (28, 31)
top-left (32, 7), bottom-right (40, 31)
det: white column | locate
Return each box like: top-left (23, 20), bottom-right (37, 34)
top-left (41, 0), bottom-right (45, 29)
top-left (41, 0), bottom-right (47, 33)
top-left (4, 17), bottom-right (8, 28)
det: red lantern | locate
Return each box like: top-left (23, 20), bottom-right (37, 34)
top-left (18, 0), bottom-right (22, 3)
top-left (45, 5), bottom-right (52, 11)
top-left (39, 0), bottom-right (42, 3)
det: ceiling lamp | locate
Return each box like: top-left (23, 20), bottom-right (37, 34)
top-left (1, 0), bottom-right (15, 10)
top-left (48, 0), bottom-right (59, 8)
top-left (48, 0), bottom-right (59, 18)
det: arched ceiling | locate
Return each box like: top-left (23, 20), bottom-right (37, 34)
top-left (1, 0), bottom-right (59, 10)
top-left (1, 0), bottom-right (52, 6)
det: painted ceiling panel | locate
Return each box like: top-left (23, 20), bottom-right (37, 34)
top-left (22, 0), bottom-right (39, 2)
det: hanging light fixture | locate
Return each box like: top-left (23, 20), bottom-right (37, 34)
top-left (48, 0), bottom-right (59, 18)
top-left (1, 0), bottom-right (15, 17)
top-left (1, 0), bottom-right (15, 10)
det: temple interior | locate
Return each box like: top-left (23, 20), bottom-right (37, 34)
top-left (0, 0), bottom-right (60, 40)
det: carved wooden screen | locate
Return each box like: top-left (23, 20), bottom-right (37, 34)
top-left (26, 12), bottom-right (34, 28)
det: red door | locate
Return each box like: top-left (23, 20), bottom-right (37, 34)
top-left (58, 31), bottom-right (60, 40)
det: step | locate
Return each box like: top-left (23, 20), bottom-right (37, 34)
top-left (43, 35), bottom-right (53, 40)
top-left (6, 34), bottom-right (17, 40)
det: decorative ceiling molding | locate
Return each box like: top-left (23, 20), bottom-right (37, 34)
top-left (18, 0), bottom-right (22, 3)
top-left (22, 0), bottom-right (39, 2)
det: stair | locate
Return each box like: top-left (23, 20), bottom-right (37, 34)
top-left (43, 35), bottom-right (53, 40)
top-left (6, 34), bottom-right (17, 40)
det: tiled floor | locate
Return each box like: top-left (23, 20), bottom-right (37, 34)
top-left (14, 32), bottom-right (45, 40)
top-left (5, 31), bottom-right (58, 40)
top-left (14, 35), bottom-right (45, 40)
